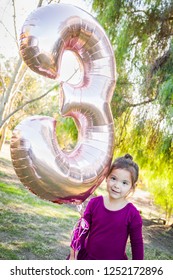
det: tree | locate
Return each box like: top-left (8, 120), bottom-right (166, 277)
top-left (92, 0), bottom-right (173, 120)
top-left (91, 0), bottom-right (173, 223)
top-left (0, 0), bottom-right (86, 150)
top-left (0, 0), bottom-right (57, 151)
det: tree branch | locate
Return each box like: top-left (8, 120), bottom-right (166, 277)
top-left (12, 0), bottom-right (19, 50)
top-left (0, 83), bottom-right (59, 129)
top-left (0, 73), bottom-right (7, 93)
top-left (0, 20), bottom-right (16, 42)
top-left (37, 0), bottom-right (44, 7)
top-left (115, 108), bottom-right (132, 147)
top-left (127, 94), bottom-right (158, 108)
top-left (65, 67), bottom-right (80, 83)
top-left (150, 49), bottom-right (171, 76)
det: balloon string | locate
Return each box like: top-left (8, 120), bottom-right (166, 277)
top-left (76, 203), bottom-right (84, 216)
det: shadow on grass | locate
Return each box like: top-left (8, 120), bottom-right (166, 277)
top-left (0, 206), bottom-right (79, 260)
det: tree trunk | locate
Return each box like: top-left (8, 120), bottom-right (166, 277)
top-left (166, 207), bottom-right (173, 225)
top-left (0, 123), bottom-right (8, 152)
top-left (0, 58), bottom-right (28, 151)
top-left (0, 0), bottom-right (46, 153)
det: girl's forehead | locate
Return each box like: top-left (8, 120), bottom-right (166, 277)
top-left (110, 168), bottom-right (132, 180)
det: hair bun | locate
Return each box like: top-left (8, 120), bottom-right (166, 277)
top-left (124, 154), bottom-right (133, 160)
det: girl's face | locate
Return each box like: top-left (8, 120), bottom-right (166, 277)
top-left (106, 168), bottom-right (133, 200)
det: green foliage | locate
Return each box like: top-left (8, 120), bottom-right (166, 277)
top-left (4, 57), bottom-right (78, 149)
top-left (113, 113), bottom-right (173, 222)
top-left (92, 0), bottom-right (173, 221)
top-left (56, 116), bottom-right (78, 150)
top-left (92, 0), bottom-right (173, 117)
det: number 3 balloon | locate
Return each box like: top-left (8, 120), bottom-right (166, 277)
top-left (10, 3), bottom-right (116, 204)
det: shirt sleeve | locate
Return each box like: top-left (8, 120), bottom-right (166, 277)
top-left (129, 210), bottom-right (144, 260)
top-left (70, 198), bottom-right (93, 250)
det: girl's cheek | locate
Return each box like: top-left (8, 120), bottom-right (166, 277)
top-left (109, 180), bottom-right (115, 186)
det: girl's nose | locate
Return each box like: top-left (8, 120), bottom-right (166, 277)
top-left (114, 181), bottom-right (120, 189)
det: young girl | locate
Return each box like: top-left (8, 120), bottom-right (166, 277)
top-left (69, 154), bottom-right (144, 260)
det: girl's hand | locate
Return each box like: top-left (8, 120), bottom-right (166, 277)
top-left (69, 248), bottom-right (78, 260)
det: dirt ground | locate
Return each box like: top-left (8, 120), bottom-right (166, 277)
top-left (130, 191), bottom-right (173, 257)
top-left (0, 143), bottom-right (173, 258)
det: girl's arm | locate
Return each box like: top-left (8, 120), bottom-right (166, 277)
top-left (69, 198), bottom-right (93, 259)
top-left (129, 211), bottom-right (144, 260)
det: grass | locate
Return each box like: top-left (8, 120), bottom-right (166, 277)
top-left (0, 180), bottom-right (79, 260)
top-left (144, 247), bottom-right (173, 260)
top-left (126, 243), bottom-right (173, 260)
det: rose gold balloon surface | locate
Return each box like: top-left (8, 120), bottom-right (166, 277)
top-left (10, 4), bottom-right (116, 204)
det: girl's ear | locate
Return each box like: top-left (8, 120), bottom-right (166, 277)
top-left (133, 183), bottom-right (137, 190)
top-left (130, 185), bottom-right (135, 195)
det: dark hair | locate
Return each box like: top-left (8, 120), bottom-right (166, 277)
top-left (108, 154), bottom-right (139, 188)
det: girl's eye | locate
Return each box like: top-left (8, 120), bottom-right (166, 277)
top-left (123, 181), bottom-right (128, 185)
top-left (111, 177), bottom-right (116, 181)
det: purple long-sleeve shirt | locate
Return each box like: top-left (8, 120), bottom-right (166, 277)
top-left (72, 196), bottom-right (144, 260)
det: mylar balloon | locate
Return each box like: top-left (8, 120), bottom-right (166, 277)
top-left (10, 3), bottom-right (116, 204)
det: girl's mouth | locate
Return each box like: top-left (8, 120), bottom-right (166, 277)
top-left (111, 188), bottom-right (120, 194)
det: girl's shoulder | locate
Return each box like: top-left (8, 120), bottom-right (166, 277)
top-left (86, 195), bottom-right (102, 210)
top-left (127, 202), bottom-right (141, 214)
top-left (88, 195), bottom-right (102, 205)
top-left (127, 202), bottom-right (138, 211)
top-left (126, 203), bottom-right (143, 223)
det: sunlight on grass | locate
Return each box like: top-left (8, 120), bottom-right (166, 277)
top-left (4, 201), bottom-right (78, 220)
top-left (0, 182), bottom-right (25, 196)
top-left (0, 181), bottom-right (26, 196)
top-left (0, 181), bottom-right (79, 219)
